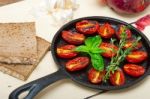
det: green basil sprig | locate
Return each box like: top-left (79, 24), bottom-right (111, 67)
top-left (75, 35), bottom-right (105, 71)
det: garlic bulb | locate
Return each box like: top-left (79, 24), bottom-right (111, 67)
top-left (32, 0), bottom-right (79, 26)
top-left (45, 0), bottom-right (79, 13)
top-left (45, 0), bottom-right (79, 25)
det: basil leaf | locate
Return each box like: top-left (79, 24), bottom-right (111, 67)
top-left (85, 35), bottom-right (102, 48)
top-left (90, 53), bottom-right (104, 71)
top-left (90, 47), bottom-right (105, 54)
top-left (75, 45), bottom-right (89, 53)
top-left (75, 35), bottom-right (105, 71)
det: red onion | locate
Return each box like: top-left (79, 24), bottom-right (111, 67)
top-left (106, 0), bottom-right (149, 14)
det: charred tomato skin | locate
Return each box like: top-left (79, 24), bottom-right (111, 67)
top-left (126, 51), bottom-right (148, 63)
top-left (62, 31), bottom-right (85, 45)
top-left (88, 68), bottom-right (105, 84)
top-left (116, 25), bottom-right (132, 39)
top-left (99, 42), bottom-right (118, 58)
top-left (57, 45), bottom-right (78, 58)
top-left (98, 23), bottom-right (115, 38)
top-left (66, 57), bottom-right (90, 72)
top-left (110, 69), bottom-right (125, 86)
top-left (123, 64), bottom-right (145, 77)
top-left (76, 20), bottom-right (99, 34)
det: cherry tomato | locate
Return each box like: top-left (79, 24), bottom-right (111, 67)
top-left (123, 64), bottom-right (145, 77)
top-left (62, 31), bottom-right (85, 45)
top-left (123, 39), bottom-right (142, 50)
top-left (116, 25), bottom-right (132, 39)
top-left (99, 42), bottom-right (118, 58)
top-left (126, 51), bottom-right (148, 63)
top-left (98, 23), bottom-right (115, 38)
top-left (88, 68), bottom-right (105, 84)
top-left (76, 20), bottom-right (99, 34)
top-left (57, 45), bottom-right (78, 58)
top-left (110, 69), bottom-right (125, 86)
top-left (66, 57), bottom-right (90, 72)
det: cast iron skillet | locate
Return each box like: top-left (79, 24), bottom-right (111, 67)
top-left (9, 16), bottom-right (150, 99)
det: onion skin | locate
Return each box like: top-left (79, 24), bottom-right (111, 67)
top-left (106, 0), bottom-right (149, 14)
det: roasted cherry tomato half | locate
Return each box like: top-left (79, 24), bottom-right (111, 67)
top-left (99, 42), bottom-right (118, 58)
top-left (98, 23), bottom-right (115, 38)
top-left (116, 25), bottom-right (132, 39)
top-left (126, 51), bottom-right (148, 63)
top-left (88, 68), bottom-right (105, 84)
top-left (62, 31), bottom-right (85, 45)
top-left (123, 64), bottom-right (145, 77)
top-left (110, 69), bottom-right (125, 86)
top-left (57, 45), bottom-right (78, 58)
top-left (123, 39), bottom-right (142, 50)
top-left (66, 57), bottom-right (90, 72)
top-left (76, 20), bottom-right (99, 34)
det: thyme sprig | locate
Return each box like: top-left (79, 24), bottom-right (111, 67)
top-left (103, 27), bottom-right (141, 82)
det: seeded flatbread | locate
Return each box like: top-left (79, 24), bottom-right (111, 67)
top-left (0, 37), bottom-right (50, 80)
top-left (0, 22), bottom-right (37, 64)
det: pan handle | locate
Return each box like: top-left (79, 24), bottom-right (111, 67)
top-left (9, 69), bottom-right (67, 99)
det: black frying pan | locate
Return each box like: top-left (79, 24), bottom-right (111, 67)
top-left (9, 16), bottom-right (150, 99)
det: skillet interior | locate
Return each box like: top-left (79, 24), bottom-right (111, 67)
top-left (51, 16), bottom-right (150, 90)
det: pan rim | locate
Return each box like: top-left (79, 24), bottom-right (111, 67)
top-left (51, 16), bottom-right (150, 90)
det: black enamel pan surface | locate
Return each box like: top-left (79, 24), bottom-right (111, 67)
top-left (9, 16), bottom-right (150, 99)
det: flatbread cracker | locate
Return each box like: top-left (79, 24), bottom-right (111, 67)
top-left (0, 37), bottom-right (50, 80)
top-left (0, 22), bottom-right (37, 64)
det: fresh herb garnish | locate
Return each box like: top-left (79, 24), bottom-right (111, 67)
top-left (103, 27), bottom-right (141, 82)
top-left (90, 53), bottom-right (104, 71)
top-left (75, 35), bottom-right (105, 71)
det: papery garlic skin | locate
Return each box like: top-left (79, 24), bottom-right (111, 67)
top-left (45, 0), bottom-right (79, 25)
top-left (45, 0), bottom-right (79, 13)
top-left (32, 0), bottom-right (79, 26)
top-left (51, 9), bottom-right (74, 26)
